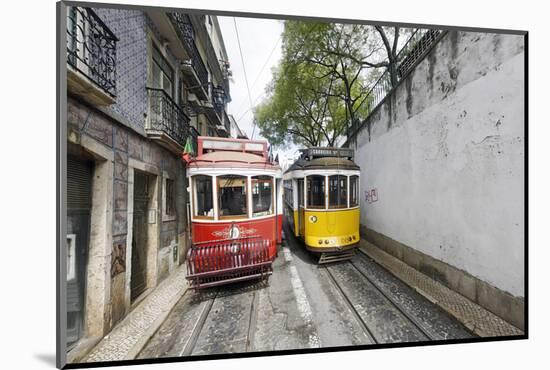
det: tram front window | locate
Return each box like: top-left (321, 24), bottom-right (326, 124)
top-left (218, 175), bottom-right (248, 218)
top-left (350, 175), bottom-right (359, 207)
top-left (193, 175), bottom-right (213, 218)
top-left (252, 176), bottom-right (273, 216)
top-left (329, 175), bottom-right (347, 209)
top-left (307, 175), bottom-right (325, 209)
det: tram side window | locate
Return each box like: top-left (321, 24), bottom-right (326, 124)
top-left (350, 175), bottom-right (359, 207)
top-left (218, 175), bottom-right (248, 218)
top-left (307, 175), bottom-right (325, 209)
top-left (329, 175), bottom-right (347, 209)
top-left (284, 180), bottom-right (293, 207)
top-left (252, 176), bottom-right (273, 216)
top-left (297, 179), bottom-right (304, 207)
top-left (194, 175), bottom-right (213, 218)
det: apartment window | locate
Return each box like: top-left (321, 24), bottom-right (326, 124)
top-left (218, 175), bottom-right (247, 219)
top-left (307, 175), bottom-right (325, 209)
top-left (252, 176), bottom-right (273, 217)
top-left (165, 179), bottom-right (175, 216)
top-left (193, 175), bottom-right (213, 218)
top-left (152, 44), bottom-right (174, 98)
top-left (329, 175), bottom-right (347, 209)
top-left (180, 80), bottom-right (188, 106)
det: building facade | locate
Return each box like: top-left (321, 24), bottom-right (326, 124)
top-left (65, 6), bottom-right (232, 352)
top-left (228, 114), bottom-right (248, 139)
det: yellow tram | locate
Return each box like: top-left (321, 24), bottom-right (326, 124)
top-left (283, 148), bottom-right (361, 263)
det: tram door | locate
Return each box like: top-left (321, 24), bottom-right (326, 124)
top-left (131, 171), bottom-right (149, 302)
top-left (66, 156), bottom-right (93, 347)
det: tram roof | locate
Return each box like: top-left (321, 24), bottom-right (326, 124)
top-left (285, 156), bottom-right (359, 173)
top-left (188, 150), bottom-right (280, 169)
top-left (188, 136), bottom-right (280, 170)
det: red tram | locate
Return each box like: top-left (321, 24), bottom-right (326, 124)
top-left (184, 137), bottom-right (283, 289)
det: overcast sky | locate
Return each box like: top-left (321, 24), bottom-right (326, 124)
top-left (218, 16), bottom-right (300, 168)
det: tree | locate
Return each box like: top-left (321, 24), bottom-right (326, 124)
top-left (255, 20), bottom-right (414, 148)
top-left (255, 60), bottom-right (346, 147)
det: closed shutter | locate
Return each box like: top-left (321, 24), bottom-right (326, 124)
top-left (67, 156), bottom-right (93, 211)
top-left (66, 156), bottom-right (93, 346)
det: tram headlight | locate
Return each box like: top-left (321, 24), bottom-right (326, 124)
top-left (309, 215), bottom-right (317, 223)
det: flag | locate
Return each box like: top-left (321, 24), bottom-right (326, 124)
top-left (182, 137), bottom-right (194, 163)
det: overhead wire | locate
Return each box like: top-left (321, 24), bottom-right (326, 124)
top-left (232, 17), bottom-right (255, 139)
top-left (232, 35), bottom-right (281, 119)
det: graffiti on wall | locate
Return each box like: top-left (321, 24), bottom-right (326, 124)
top-left (365, 188), bottom-right (378, 204)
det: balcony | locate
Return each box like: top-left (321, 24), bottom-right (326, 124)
top-left (167, 13), bottom-right (210, 100)
top-left (66, 7), bottom-right (118, 105)
top-left (215, 111), bottom-right (230, 138)
top-left (201, 83), bottom-right (226, 129)
top-left (146, 88), bottom-right (192, 154)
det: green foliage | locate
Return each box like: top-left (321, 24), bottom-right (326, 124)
top-left (255, 20), bottom-right (404, 148)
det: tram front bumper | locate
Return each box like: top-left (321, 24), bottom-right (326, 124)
top-left (304, 233), bottom-right (360, 253)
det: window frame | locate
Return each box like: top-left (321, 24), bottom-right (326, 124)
top-left (297, 178), bottom-right (304, 208)
top-left (165, 178), bottom-right (176, 216)
top-left (217, 175), bottom-right (249, 220)
top-left (306, 175), bottom-right (327, 209)
top-left (349, 175), bottom-right (360, 208)
top-left (192, 175), bottom-right (214, 220)
top-left (328, 175), bottom-right (348, 209)
top-left (251, 175), bottom-right (275, 217)
top-left (149, 40), bottom-right (175, 98)
top-left (162, 174), bottom-right (177, 222)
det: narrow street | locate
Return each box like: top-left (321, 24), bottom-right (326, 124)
top-left (138, 224), bottom-right (473, 358)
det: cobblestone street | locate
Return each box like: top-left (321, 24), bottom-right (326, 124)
top-left (133, 226), bottom-right (475, 360)
top-left (80, 220), bottom-right (528, 363)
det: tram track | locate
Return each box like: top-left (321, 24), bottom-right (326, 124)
top-left (245, 291), bottom-right (259, 352)
top-left (179, 291), bottom-right (218, 356)
top-left (349, 254), bottom-right (441, 341)
top-left (322, 257), bottom-right (439, 344)
top-left (323, 267), bottom-right (378, 344)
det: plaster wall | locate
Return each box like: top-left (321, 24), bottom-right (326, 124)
top-left (350, 31), bottom-right (525, 297)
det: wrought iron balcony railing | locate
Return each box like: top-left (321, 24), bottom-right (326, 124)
top-left (168, 13), bottom-right (209, 92)
top-left (66, 7), bottom-right (118, 98)
top-left (147, 88), bottom-right (191, 147)
top-left (212, 84), bottom-right (226, 114)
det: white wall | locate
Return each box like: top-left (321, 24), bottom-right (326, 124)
top-left (351, 31), bottom-right (525, 297)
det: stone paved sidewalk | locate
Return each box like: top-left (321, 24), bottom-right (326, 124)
top-left (359, 239), bottom-right (523, 337)
top-left (83, 265), bottom-right (188, 363)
